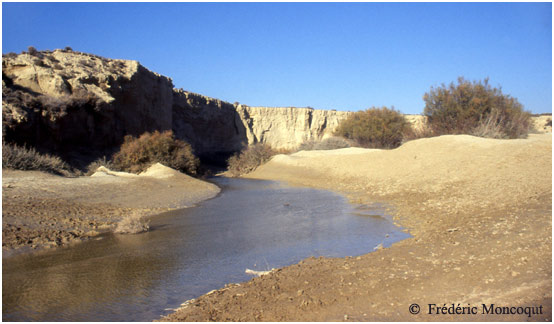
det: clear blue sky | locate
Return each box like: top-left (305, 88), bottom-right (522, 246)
top-left (2, 2), bottom-right (552, 114)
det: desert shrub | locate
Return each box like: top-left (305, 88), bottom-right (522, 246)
top-left (227, 143), bottom-right (275, 177)
top-left (334, 107), bottom-right (409, 149)
top-left (112, 130), bottom-right (199, 175)
top-left (64, 46), bottom-right (73, 52)
top-left (2, 142), bottom-right (73, 176)
top-left (469, 109), bottom-right (530, 139)
top-left (27, 46), bottom-right (38, 56)
top-left (402, 123), bottom-right (436, 143)
top-left (115, 211), bottom-right (150, 234)
top-left (423, 77), bottom-right (531, 138)
top-left (298, 136), bottom-right (352, 151)
top-left (85, 156), bottom-right (115, 176)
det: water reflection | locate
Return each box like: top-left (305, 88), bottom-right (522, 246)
top-left (3, 178), bottom-right (410, 321)
top-left (3, 230), bottom-right (178, 321)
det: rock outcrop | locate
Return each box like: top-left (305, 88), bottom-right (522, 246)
top-left (2, 49), bottom-right (551, 164)
top-left (172, 91), bottom-right (351, 154)
top-left (2, 50), bottom-right (351, 160)
top-left (172, 90), bottom-right (247, 157)
top-left (236, 106), bottom-right (350, 150)
top-left (3, 50), bottom-right (174, 154)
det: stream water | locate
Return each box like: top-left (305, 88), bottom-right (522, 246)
top-left (2, 177), bottom-right (410, 321)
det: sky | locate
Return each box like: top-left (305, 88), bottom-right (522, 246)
top-left (2, 2), bottom-right (552, 114)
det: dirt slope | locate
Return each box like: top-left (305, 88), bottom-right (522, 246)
top-left (2, 164), bottom-right (220, 256)
top-left (161, 133), bottom-right (551, 321)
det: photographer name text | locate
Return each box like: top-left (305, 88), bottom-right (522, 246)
top-left (427, 303), bottom-right (543, 318)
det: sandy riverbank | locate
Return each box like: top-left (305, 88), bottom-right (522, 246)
top-left (162, 133), bottom-right (551, 321)
top-left (2, 163), bottom-right (220, 257)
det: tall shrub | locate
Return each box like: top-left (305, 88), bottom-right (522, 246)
top-left (423, 77), bottom-right (530, 138)
top-left (112, 130), bottom-right (199, 175)
top-left (227, 143), bottom-right (275, 177)
top-left (27, 46), bottom-right (38, 56)
top-left (2, 142), bottom-right (73, 176)
top-left (334, 107), bottom-right (409, 149)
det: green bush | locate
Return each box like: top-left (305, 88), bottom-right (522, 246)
top-left (2, 142), bottom-right (73, 176)
top-left (112, 130), bottom-right (199, 175)
top-left (334, 107), bottom-right (409, 148)
top-left (423, 77), bottom-right (531, 138)
top-left (227, 143), bottom-right (275, 177)
top-left (298, 137), bottom-right (352, 151)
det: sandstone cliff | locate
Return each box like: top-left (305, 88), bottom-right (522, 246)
top-left (172, 90), bottom-right (246, 156)
top-left (2, 50), bottom-right (353, 159)
top-left (172, 93), bottom-right (352, 153)
top-left (3, 50), bottom-right (174, 153)
top-left (236, 106), bottom-right (350, 150)
top-left (171, 92), bottom-right (352, 155)
top-left (2, 49), bottom-right (551, 164)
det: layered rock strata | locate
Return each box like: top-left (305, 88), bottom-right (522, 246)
top-left (236, 105), bottom-right (350, 150)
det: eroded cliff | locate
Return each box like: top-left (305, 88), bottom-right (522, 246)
top-left (172, 90), bottom-right (247, 157)
top-left (2, 50), bottom-right (352, 160)
top-left (2, 50), bottom-right (174, 155)
top-left (2, 49), bottom-right (551, 165)
top-left (236, 106), bottom-right (350, 150)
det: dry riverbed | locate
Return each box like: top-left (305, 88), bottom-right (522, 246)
top-left (2, 163), bottom-right (220, 257)
top-left (162, 133), bottom-right (552, 321)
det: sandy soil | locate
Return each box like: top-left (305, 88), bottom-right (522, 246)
top-left (2, 163), bottom-right (220, 257)
top-left (162, 133), bottom-right (552, 321)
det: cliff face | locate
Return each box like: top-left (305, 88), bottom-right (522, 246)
top-left (3, 50), bottom-right (551, 164)
top-left (171, 94), bottom-right (350, 155)
top-left (2, 50), bottom-right (350, 159)
top-left (236, 106), bottom-right (350, 150)
top-left (2, 50), bottom-right (174, 153)
top-left (172, 90), bottom-right (247, 156)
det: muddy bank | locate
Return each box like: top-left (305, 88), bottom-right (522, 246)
top-left (2, 163), bottom-right (220, 257)
top-left (162, 134), bottom-right (552, 321)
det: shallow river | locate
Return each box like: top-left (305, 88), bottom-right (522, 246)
top-left (3, 177), bottom-right (409, 321)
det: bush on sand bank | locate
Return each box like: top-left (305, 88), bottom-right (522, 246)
top-left (112, 130), bottom-right (199, 175)
top-left (423, 77), bottom-right (531, 139)
top-left (2, 142), bottom-right (74, 176)
top-left (227, 143), bottom-right (275, 177)
top-left (298, 136), bottom-right (352, 151)
top-left (334, 107), bottom-right (410, 149)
